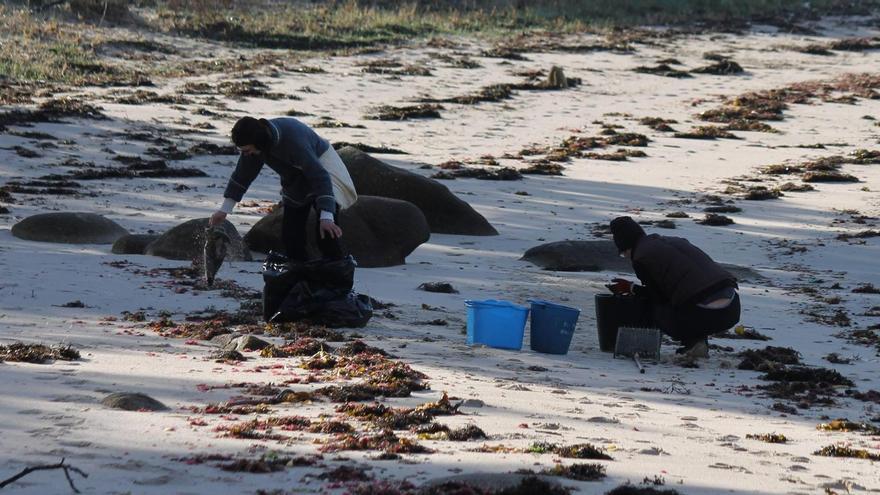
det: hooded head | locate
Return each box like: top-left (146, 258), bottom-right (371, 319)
top-left (610, 216), bottom-right (646, 255)
top-left (231, 117), bottom-right (272, 152)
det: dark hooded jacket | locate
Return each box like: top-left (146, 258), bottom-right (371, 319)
top-left (632, 234), bottom-right (737, 306)
top-left (223, 118), bottom-right (335, 213)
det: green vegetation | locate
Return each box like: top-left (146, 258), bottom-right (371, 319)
top-left (1, 0), bottom-right (878, 87)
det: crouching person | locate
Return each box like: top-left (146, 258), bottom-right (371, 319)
top-left (607, 216), bottom-right (741, 358)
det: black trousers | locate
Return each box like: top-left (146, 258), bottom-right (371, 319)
top-left (651, 292), bottom-right (742, 346)
top-left (282, 201), bottom-right (343, 262)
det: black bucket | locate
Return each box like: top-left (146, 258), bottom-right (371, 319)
top-left (594, 294), bottom-right (653, 352)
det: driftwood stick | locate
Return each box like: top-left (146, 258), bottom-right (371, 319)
top-left (0, 458), bottom-right (88, 493)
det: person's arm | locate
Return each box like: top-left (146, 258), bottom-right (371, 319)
top-left (210, 153), bottom-right (264, 225)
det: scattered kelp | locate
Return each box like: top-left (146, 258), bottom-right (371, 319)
top-left (338, 393), bottom-right (461, 430)
top-left (640, 117), bottom-right (677, 132)
top-left (674, 126), bottom-right (740, 140)
top-left (853, 284), bottom-right (880, 294)
top-left (189, 142), bottom-right (238, 156)
top-left (318, 465), bottom-right (372, 482)
top-left (337, 340), bottom-right (389, 357)
top-left (778, 182), bottom-right (815, 192)
top-left (320, 429), bottom-right (433, 454)
top-left (526, 441), bottom-right (613, 460)
top-left (697, 213), bottom-right (734, 226)
top-left (367, 104), bottom-right (442, 120)
top-left (743, 186), bottom-right (781, 200)
top-left (605, 485), bottom-right (682, 495)
top-left (217, 79), bottom-right (289, 100)
top-left (432, 167), bottom-right (523, 181)
top-left (827, 37), bottom-right (880, 52)
top-left (217, 454), bottom-right (317, 472)
top-left (114, 90), bottom-right (192, 105)
top-left (802, 171), bottom-right (859, 183)
top-left (699, 73), bottom-right (880, 128)
top-left (633, 64), bottom-right (692, 78)
top-left (521, 161), bottom-right (565, 175)
top-left (0, 97), bottom-right (106, 130)
top-left (817, 419), bottom-right (880, 435)
top-left (746, 433), bottom-right (788, 443)
top-left (0, 343), bottom-right (80, 364)
top-left (265, 321), bottom-right (348, 341)
top-left (691, 60), bottom-right (744, 75)
top-left (260, 338), bottom-right (331, 357)
top-left (416, 424), bottom-right (487, 441)
top-left (40, 157), bottom-right (206, 182)
top-left (738, 346), bottom-right (801, 372)
top-left (814, 445), bottom-right (880, 461)
top-left (541, 463), bottom-right (606, 481)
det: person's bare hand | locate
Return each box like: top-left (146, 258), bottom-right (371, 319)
top-left (209, 211), bottom-right (227, 227)
top-left (319, 219), bottom-right (343, 239)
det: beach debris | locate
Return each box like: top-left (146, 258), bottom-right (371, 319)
top-left (538, 463), bottom-right (606, 481)
top-left (0, 458), bottom-right (88, 493)
top-left (738, 346), bottom-right (801, 371)
top-left (605, 484), bottom-right (682, 494)
top-left (527, 441), bottom-right (613, 460)
top-left (802, 171), bottom-right (859, 183)
top-left (640, 117), bottom-right (677, 132)
top-left (697, 213), bottom-right (734, 226)
top-left (691, 59), bottom-right (744, 75)
top-left (745, 433), bottom-right (788, 443)
top-left (674, 126), bottom-right (741, 140)
top-left (817, 418), bottom-right (880, 434)
top-left (633, 64), bottom-right (692, 78)
top-left (367, 104), bottom-right (443, 120)
top-left (824, 353), bottom-right (852, 364)
top-left (101, 392), bottom-right (168, 411)
top-left (814, 445), bottom-right (880, 461)
top-left (320, 429), bottom-right (433, 454)
top-left (432, 167), bottom-right (523, 181)
top-left (0, 343), bottom-right (80, 364)
top-left (742, 186), bottom-right (781, 200)
top-left (778, 182), bottom-right (815, 192)
top-left (318, 465), bottom-right (373, 482)
top-left (418, 282), bottom-right (459, 294)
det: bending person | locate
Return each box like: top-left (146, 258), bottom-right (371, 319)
top-left (209, 116), bottom-right (356, 262)
top-left (607, 216), bottom-right (741, 358)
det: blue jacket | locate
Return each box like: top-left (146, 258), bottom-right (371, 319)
top-left (223, 118), bottom-right (335, 212)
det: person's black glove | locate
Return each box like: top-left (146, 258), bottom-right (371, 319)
top-left (607, 278), bottom-right (634, 296)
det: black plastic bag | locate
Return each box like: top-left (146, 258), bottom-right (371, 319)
top-left (262, 253), bottom-right (371, 328)
top-left (262, 252), bottom-right (356, 321)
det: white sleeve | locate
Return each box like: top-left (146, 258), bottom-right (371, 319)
top-left (319, 210), bottom-right (334, 221)
top-left (219, 197), bottom-right (236, 214)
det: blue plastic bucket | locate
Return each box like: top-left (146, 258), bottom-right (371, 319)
top-left (465, 300), bottom-right (529, 350)
top-left (529, 299), bottom-right (580, 354)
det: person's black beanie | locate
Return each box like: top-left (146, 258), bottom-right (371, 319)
top-left (231, 117), bottom-right (271, 151)
top-left (610, 216), bottom-right (646, 253)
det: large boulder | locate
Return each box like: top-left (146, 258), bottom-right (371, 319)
top-left (522, 239), bottom-right (767, 282)
top-left (101, 392), bottom-right (168, 412)
top-left (111, 234), bottom-right (161, 255)
top-left (337, 146), bottom-right (498, 236)
top-left (244, 196), bottom-right (430, 268)
top-left (11, 212), bottom-right (128, 244)
top-left (145, 218), bottom-right (251, 262)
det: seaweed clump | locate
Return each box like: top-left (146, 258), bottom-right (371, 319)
top-left (817, 419), bottom-right (880, 435)
top-left (367, 104), bottom-right (443, 120)
top-left (542, 463), bottom-right (606, 481)
top-left (745, 433), bottom-right (788, 443)
top-left (697, 213), bottom-right (734, 226)
top-left (814, 445), bottom-right (880, 461)
top-left (737, 346), bottom-right (801, 372)
top-left (527, 441), bottom-right (613, 460)
top-left (320, 429), bottom-right (433, 454)
top-left (674, 126), bottom-right (741, 140)
top-left (0, 343), bottom-right (80, 364)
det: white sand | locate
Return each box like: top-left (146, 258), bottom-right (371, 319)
top-left (1, 18), bottom-right (879, 495)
